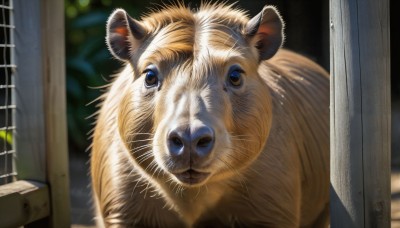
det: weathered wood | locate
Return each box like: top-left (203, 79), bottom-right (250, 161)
top-left (0, 180), bottom-right (50, 227)
top-left (41, 0), bottom-right (71, 226)
top-left (14, 0), bottom-right (47, 182)
top-left (12, 0), bottom-right (70, 227)
top-left (330, 0), bottom-right (391, 227)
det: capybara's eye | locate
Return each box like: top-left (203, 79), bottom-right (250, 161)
top-left (143, 67), bottom-right (158, 88)
top-left (228, 67), bottom-right (244, 87)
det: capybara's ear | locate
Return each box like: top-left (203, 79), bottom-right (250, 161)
top-left (106, 9), bottom-right (147, 61)
top-left (245, 6), bottom-right (284, 61)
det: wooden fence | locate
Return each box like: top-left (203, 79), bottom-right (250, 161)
top-left (0, 0), bottom-right (70, 227)
top-left (330, 0), bottom-right (391, 227)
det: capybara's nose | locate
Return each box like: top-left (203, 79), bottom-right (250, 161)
top-left (167, 124), bottom-right (214, 159)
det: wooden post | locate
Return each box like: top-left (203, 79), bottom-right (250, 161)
top-left (13, 0), bottom-right (70, 227)
top-left (330, 0), bottom-right (390, 227)
top-left (41, 0), bottom-right (71, 227)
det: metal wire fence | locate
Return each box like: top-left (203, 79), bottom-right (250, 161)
top-left (0, 0), bottom-right (16, 185)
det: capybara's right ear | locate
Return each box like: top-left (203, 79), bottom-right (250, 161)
top-left (106, 9), bottom-right (147, 61)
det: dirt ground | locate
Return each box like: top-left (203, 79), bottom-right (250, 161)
top-left (69, 153), bottom-right (94, 227)
top-left (69, 153), bottom-right (400, 227)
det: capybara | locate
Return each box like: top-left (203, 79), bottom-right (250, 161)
top-left (91, 3), bottom-right (329, 227)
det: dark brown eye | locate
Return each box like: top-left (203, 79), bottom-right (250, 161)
top-left (143, 67), bottom-right (158, 88)
top-left (228, 68), bottom-right (244, 87)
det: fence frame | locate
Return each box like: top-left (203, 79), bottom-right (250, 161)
top-left (0, 0), bottom-right (70, 227)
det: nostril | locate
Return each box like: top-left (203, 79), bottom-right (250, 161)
top-left (167, 129), bottom-right (188, 156)
top-left (192, 126), bottom-right (215, 157)
top-left (197, 136), bottom-right (213, 148)
top-left (171, 135), bottom-right (183, 147)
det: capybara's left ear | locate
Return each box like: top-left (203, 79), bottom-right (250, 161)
top-left (245, 6), bottom-right (284, 61)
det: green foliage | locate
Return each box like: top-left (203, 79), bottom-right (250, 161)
top-left (66, 0), bottom-right (159, 151)
top-left (0, 130), bottom-right (12, 145)
top-left (65, 0), bottom-right (126, 151)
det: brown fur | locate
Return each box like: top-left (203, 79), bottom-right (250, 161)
top-left (91, 3), bottom-right (329, 227)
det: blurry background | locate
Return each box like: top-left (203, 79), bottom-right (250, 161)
top-left (64, 0), bottom-right (398, 226)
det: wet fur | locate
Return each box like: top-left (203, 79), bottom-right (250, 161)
top-left (91, 3), bottom-right (329, 227)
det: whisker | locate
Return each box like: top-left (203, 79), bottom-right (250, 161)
top-left (126, 138), bottom-right (154, 143)
top-left (126, 132), bottom-right (155, 136)
top-left (136, 153), bottom-right (154, 165)
top-left (131, 175), bottom-right (145, 198)
top-left (140, 160), bottom-right (160, 198)
top-left (216, 156), bottom-right (249, 194)
top-left (194, 185), bottom-right (202, 199)
top-left (230, 135), bottom-right (257, 143)
top-left (222, 145), bottom-right (253, 159)
top-left (131, 144), bottom-right (153, 153)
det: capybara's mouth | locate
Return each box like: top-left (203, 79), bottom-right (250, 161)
top-left (174, 169), bottom-right (210, 185)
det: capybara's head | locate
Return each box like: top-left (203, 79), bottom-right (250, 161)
top-left (107, 4), bottom-right (284, 187)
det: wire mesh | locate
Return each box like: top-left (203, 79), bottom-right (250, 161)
top-left (0, 0), bottom-right (15, 185)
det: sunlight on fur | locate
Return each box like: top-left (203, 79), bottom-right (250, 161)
top-left (90, 2), bottom-right (329, 227)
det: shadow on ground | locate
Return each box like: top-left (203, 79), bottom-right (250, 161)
top-left (69, 152), bottom-right (94, 226)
